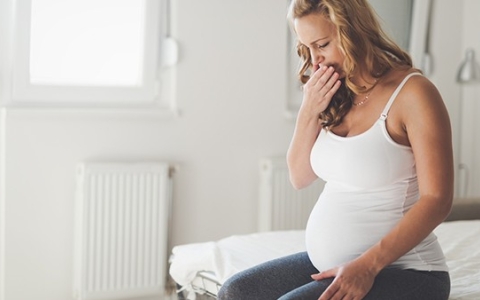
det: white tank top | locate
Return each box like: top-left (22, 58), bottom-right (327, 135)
top-left (306, 72), bottom-right (447, 272)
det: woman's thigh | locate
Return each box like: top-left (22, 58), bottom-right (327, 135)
top-left (365, 268), bottom-right (450, 300)
top-left (217, 251), bottom-right (318, 300)
top-left (278, 268), bottom-right (450, 300)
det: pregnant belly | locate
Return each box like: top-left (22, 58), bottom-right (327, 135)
top-left (305, 195), bottom-right (401, 271)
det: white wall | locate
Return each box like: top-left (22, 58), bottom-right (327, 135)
top-left (426, 1), bottom-right (464, 197)
top-left (0, 0), bottom-right (477, 300)
top-left (427, 0), bottom-right (480, 199)
top-left (457, 0), bottom-right (480, 197)
top-left (0, 1), bottom-right (294, 299)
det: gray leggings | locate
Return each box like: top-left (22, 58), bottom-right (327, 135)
top-left (217, 252), bottom-right (450, 300)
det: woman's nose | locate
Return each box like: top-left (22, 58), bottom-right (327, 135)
top-left (311, 51), bottom-right (324, 67)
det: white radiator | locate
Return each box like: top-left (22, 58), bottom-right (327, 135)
top-left (258, 158), bottom-right (324, 231)
top-left (74, 162), bottom-right (173, 300)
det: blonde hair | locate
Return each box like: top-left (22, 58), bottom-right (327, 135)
top-left (287, 0), bottom-right (413, 128)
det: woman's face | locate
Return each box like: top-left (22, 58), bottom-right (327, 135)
top-left (294, 13), bottom-right (346, 77)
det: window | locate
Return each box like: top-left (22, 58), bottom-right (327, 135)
top-left (369, 0), bottom-right (413, 52)
top-left (10, 0), bottom-right (176, 109)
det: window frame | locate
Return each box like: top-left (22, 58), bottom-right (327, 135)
top-left (8, 0), bottom-right (176, 110)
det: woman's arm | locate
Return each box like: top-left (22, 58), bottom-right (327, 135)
top-left (363, 75), bottom-right (454, 273)
top-left (287, 65), bottom-right (341, 189)
top-left (315, 75), bottom-right (454, 300)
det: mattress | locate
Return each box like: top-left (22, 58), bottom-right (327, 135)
top-left (169, 220), bottom-right (480, 299)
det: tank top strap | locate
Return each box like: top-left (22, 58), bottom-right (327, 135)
top-left (379, 72), bottom-right (423, 120)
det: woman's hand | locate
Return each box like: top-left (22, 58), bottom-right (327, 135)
top-left (311, 258), bottom-right (377, 300)
top-left (300, 65), bottom-right (341, 117)
top-left (286, 64), bottom-right (341, 189)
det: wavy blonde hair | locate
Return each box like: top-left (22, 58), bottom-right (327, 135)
top-left (287, 0), bottom-right (413, 128)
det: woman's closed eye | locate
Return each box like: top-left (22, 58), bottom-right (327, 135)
top-left (317, 42), bottom-right (329, 49)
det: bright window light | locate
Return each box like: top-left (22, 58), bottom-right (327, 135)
top-left (30, 0), bottom-right (146, 86)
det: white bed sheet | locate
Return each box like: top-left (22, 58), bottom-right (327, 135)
top-left (169, 220), bottom-right (480, 299)
top-left (170, 230), bottom-right (305, 287)
top-left (434, 220), bottom-right (480, 299)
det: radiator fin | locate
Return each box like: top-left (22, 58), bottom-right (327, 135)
top-left (74, 162), bottom-right (171, 300)
top-left (259, 158), bottom-right (324, 231)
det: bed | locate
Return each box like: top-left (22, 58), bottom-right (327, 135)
top-left (169, 201), bottom-right (480, 300)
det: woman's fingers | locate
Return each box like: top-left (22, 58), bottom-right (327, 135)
top-left (313, 66), bottom-right (335, 87)
top-left (311, 268), bottom-right (336, 281)
top-left (300, 65), bottom-right (341, 115)
top-left (309, 66), bottom-right (340, 96)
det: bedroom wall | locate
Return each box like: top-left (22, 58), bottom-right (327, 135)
top-left (428, 0), bottom-right (480, 199)
top-left (0, 1), bottom-right (293, 300)
top-left (426, 1), bottom-right (464, 197)
top-left (0, 1), bottom-right (476, 300)
top-left (430, 0), bottom-right (480, 197)
top-left (457, 0), bottom-right (480, 197)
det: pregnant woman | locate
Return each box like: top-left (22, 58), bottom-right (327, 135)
top-left (218, 0), bottom-right (453, 299)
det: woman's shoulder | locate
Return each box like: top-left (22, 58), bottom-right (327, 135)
top-left (387, 68), bottom-right (447, 126)
top-left (383, 68), bottom-right (427, 87)
top-left (381, 68), bottom-right (450, 146)
top-left (385, 68), bottom-right (441, 106)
